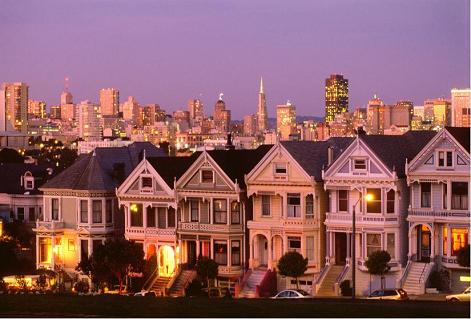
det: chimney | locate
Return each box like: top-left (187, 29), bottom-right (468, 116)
top-left (225, 133), bottom-right (235, 150)
top-left (327, 146), bottom-right (334, 166)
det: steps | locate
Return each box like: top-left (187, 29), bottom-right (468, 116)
top-left (239, 268), bottom-right (267, 298)
top-left (403, 262), bottom-right (429, 295)
top-left (168, 270), bottom-right (196, 297)
top-left (316, 265), bottom-right (344, 296)
top-left (150, 276), bottom-right (171, 296)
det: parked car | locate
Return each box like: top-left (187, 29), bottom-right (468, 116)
top-left (134, 290), bottom-right (157, 297)
top-left (446, 287), bottom-right (470, 302)
top-left (367, 289), bottom-right (409, 300)
top-left (272, 289), bottom-right (311, 299)
top-left (202, 287), bottom-right (232, 298)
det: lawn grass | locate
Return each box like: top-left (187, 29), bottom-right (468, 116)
top-left (0, 294), bottom-right (469, 317)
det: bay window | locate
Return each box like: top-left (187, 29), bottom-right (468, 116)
top-left (51, 198), bottom-right (59, 220)
top-left (158, 207), bottom-right (167, 228)
top-left (305, 194), bottom-right (314, 219)
top-left (190, 200), bottom-right (199, 222)
top-left (287, 193), bottom-right (301, 217)
top-left (106, 199), bottom-right (113, 223)
top-left (130, 203), bottom-right (143, 227)
top-left (92, 200), bottom-right (102, 223)
top-left (80, 200), bottom-right (88, 223)
top-left (261, 195), bottom-right (270, 216)
top-left (231, 201), bottom-right (240, 224)
top-left (231, 241), bottom-right (241, 266)
top-left (451, 228), bottom-right (469, 256)
top-left (386, 233), bottom-right (395, 259)
top-left (386, 190), bottom-right (395, 214)
top-left (147, 207), bottom-right (156, 227)
top-left (451, 182), bottom-right (468, 210)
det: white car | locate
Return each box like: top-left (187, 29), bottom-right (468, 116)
top-left (272, 289), bottom-right (311, 299)
top-left (134, 290), bottom-right (157, 297)
top-left (446, 287), bottom-right (470, 302)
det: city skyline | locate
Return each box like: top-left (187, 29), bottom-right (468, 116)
top-left (0, 0), bottom-right (469, 119)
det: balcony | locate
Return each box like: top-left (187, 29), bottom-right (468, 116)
top-left (325, 212), bottom-right (399, 227)
top-left (217, 265), bottom-right (243, 276)
top-left (125, 227), bottom-right (176, 239)
top-left (77, 223), bottom-right (115, 234)
top-left (408, 208), bottom-right (470, 222)
top-left (178, 222), bottom-right (243, 233)
top-left (34, 220), bottom-right (65, 232)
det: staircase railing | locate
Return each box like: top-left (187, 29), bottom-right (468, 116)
top-left (256, 269), bottom-right (277, 298)
top-left (334, 264), bottom-right (350, 296)
top-left (313, 264), bottom-right (331, 295)
top-left (165, 266), bottom-right (180, 294)
top-left (142, 267), bottom-right (159, 292)
top-left (236, 269), bottom-right (252, 297)
top-left (398, 260), bottom-right (412, 288)
top-left (418, 262), bottom-right (434, 294)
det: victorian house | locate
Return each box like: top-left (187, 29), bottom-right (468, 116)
top-left (318, 131), bottom-right (435, 296)
top-left (33, 142), bottom-right (164, 273)
top-left (244, 138), bottom-right (352, 294)
top-left (404, 127), bottom-right (470, 294)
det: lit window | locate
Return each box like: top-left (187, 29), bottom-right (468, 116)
top-left (451, 228), bottom-right (469, 256)
top-left (366, 189), bottom-right (382, 214)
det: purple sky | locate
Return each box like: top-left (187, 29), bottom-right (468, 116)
top-left (0, 0), bottom-right (469, 119)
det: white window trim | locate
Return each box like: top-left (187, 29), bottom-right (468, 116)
top-left (261, 195), bottom-right (271, 217)
top-left (352, 157), bottom-right (368, 172)
top-left (200, 169), bottom-right (214, 184)
top-left (140, 174), bottom-right (154, 193)
top-left (435, 149), bottom-right (454, 169)
top-left (273, 162), bottom-right (288, 177)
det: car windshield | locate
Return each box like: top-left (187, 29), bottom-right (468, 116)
top-left (296, 289), bottom-right (310, 296)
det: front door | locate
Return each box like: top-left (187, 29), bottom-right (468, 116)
top-left (258, 236), bottom-right (268, 267)
top-left (187, 241), bottom-right (197, 268)
top-left (418, 226), bottom-right (431, 262)
top-left (335, 233), bottom-right (347, 265)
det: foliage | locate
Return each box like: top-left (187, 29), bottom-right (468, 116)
top-left (429, 270), bottom-right (450, 292)
top-left (185, 279), bottom-right (203, 297)
top-left (76, 238), bottom-right (144, 293)
top-left (74, 280), bottom-right (90, 294)
top-left (456, 244), bottom-right (470, 268)
top-left (15, 275), bottom-right (28, 291)
top-left (0, 238), bottom-right (20, 276)
top-left (365, 250), bottom-right (391, 290)
top-left (277, 251), bottom-right (308, 288)
top-left (195, 257), bottom-right (219, 288)
top-left (340, 279), bottom-right (352, 296)
top-left (4, 220), bottom-right (35, 249)
top-left (35, 268), bottom-right (57, 287)
top-left (0, 148), bottom-right (24, 163)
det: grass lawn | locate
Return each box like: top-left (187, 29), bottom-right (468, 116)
top-left (0, 294), bottom-right (469, 317)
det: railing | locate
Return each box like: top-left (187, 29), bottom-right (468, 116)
top-left (142, 266), bottom-right (159, 292)
top-left (313, 264), bottom-right (331, 295)
top-left (408, 209), bottom-right (470, 219)
top-left (398, 260), bottom-right (412, 288)
top-left (178, 222), bottom-right (243, 232)
top-left (256, 269), bottom-right (277, 298)
top-left (334, 264), bottom-right (350, 296)
top-left (165, 267), bottom-right (180, 294)
top-left (419, 262), bottom-right (435, 295)
top-left (325, 212), bottom-right (398, 223)
top-left (235, 269), bottom-right (252, 298)
top-left (126, 227), bottom-right (176, 237)
top-left (35, 220), bottom-right (65, 230)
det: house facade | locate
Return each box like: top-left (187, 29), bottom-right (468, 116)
top-left (405, 127), bottom-right (470, 293)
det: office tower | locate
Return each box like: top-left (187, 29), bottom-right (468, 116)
top-left (50, 105), bottom-right (61, 119)
top-left (395, 100), bottom-right (414, 123)
top-left (257, 77), bottom-right (267, 133)
top-left (188, 99), bottom-right (204, 126)
top-left (122, 96), bottom-right (140, 124)
top-left (214, 94), bottom-right (231, 132)
top-left (99, 88), bottom-right (120, 116)
top-left (143, 104), bottom-right (159, 126)
top-left (325, 74), bottom-right (349, 124)
top-left (366, 94), bottom-right (385, 134)
top-left (0, 89), bottom-right (6, 131)
top-left (78, 100), bottom-right (102, 141)
top-left (61, 103), bottom-right (75, 121)
top-left (28, 100), bottom-right (47, 119)
top-left (1, 82), bottom-right (29, 133)
top-left (451, 88), bottom-right (470, 127)
top-left (60, 77), bottom-right (73, 106)
top-left (276, 101), bottom-right (296, 140)
top-left (173, 110), bottom-right (190, 132)
top-left (243, 114), bottom-right (257, 136)
top-left (386, 100), bottom-right (413, 129)
top-left (424, 98), bottom-right (451, 128)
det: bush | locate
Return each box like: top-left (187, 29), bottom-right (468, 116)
top-left (340, 280), bottom-right (352, 296)
top-left (185, 279), bottom-right (203, 297)
top-left (0, 279), bottom-right (8, 293)
top-left (74, 280), bottom-right (90, 294)
top-left (429, 270), bottom-right (450, 292)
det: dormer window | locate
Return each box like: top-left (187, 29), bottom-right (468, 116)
top-left (23, 172), bottom-right (34, 190)
top-left (437, 150), bottom-right (453, 168)
top-left (201, 170), bottom-right (214, 183)
top-left (274, 163), bottom-right (287, 175)
top-left (140, 175), bottom-right (153, 193)
top-left (353, 159), bottom-right (367, 170)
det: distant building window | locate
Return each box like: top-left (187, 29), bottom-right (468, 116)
top-left (353, 159), bottom-right (367, 170)
top-left (274, 163), bottom-right (287, 175)
top-left (261, 195), bottom-right (271, 216)
top-left (420, 183), bottom-right (431, 208)
top-left (451, 182), bottom-right (468, 210)
top-left (386, 190), bottom-right (395, 214)
top-left (288, 237), bottom-right (301, 253)
top-left (231, 201), bottom-right (240, 224)
top-left (338, 190), bottom-right (348, 212)
top-left (438, 151), bottom-right (453, 168)
top-left (28, 207), bottom-right (36, 222)
top-left (80, 200), bottom-right (88, 223)
top-left (287, 193), bottom-right (301, 217)
top-left (17, 207), bottom-right (24, 221)
top-left (231, 241), bottom-right (241, 266)
top-left (305, 194), bottom-right (314, 219)
top-left (190, 200), bottom-right (199, 222)
top-left (213, 199), bottom-right (227, 224)
top-left (366, 189), bottom-right (382, 214)
top-left (92, 200), bottom-right (102, 223)
top-left (51, 198), bottom-right (59, 221)
top-left (106, 199), bottom-right (113, 223)
top-left (201, 170), bottom-right (213, 183)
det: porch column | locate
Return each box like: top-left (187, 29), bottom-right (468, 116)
top-left (447, 180), bottom-right (452, 210)
top-left (447, 225), bottom-right (452, 258)
top-left (124, 206), bottom-right (128, 228)
top-left (88, 200), bottom-right (92, 226)
top-left (196, 240), bottom-right (200, 258)
top-left (36, 236), bottom-right (40, 268)
top-left (209, 199), bottom-right (213, 224)
top-left (362, 232), bottom-right (367, 259)
top-left (143, 204), bottom-right (148, 228)
top-left (227, 199), bottom-right (230, 225)
top-left (281, 194), bottom-right (287, 218)
top-left (227, 239), bottom-right (231, 267)
top-left (430, 226), bottom-right (435, 259)
top-left (408, 228), bottom-right (412, 259)
top-left (325, 231), bottom-right (330, 263)
top-left (178, 239), bottom-right (183, 264)
top-left (267, 236), bottom-right (272, 269)
top-left (210, 237), bottom-right (214, 259)
top-left (51, 236), bottom-right (55, 270)
top-left (249, 235), bottom-right (254, 269)
top-left (346, 232), bottom-right (351, 258)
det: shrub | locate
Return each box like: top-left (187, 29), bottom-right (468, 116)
top-left (340, 280), bottom-right (352, 296)
top-left (74, 280), bottom-right (90, 294)
top-left (185, 279), bottom-right (203, 297)
top-left (429, 270), bottom-right (450, 292)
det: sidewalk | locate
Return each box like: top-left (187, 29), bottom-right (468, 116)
top-left (410, 293), bottom-right (448, 301)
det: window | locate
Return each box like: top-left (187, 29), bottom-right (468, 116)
top-left (190, 200), bottom-right (199, 222)
top-left (261, 195), bottom-right (270, 216)
top-left (231, 241), bottom-right (241, 266)
top-left (443, 227), bottom-right (448, 255)
top-left (214, 241), bottom-right (227, 265)
top-left (167, 208), bottom-right (175, 228)
top-left (68, 239), bottom-right (75, 252)
top-left (17, 207), bottom-right (24, 221)
top-left (106, 199), bottom-right (113, 223)
top-left (25, 179), bottom-right (34, 190)
top-left (366, 189), bottom-right (382, 214)
top-left (287, 193), bottom-right (301, 217)
top-left (130, 203), bottom-right (143, 227)
top-left (80, 239), bottom-right (89, 261)
top-left (80, 200), bottom-right (88, 223)
top-left (51, 198), bottom-right (59, 220)
top-left (451, 228), bottom-right (469, 256)
top-left (451, 182), bottom-right (468, 210)
top-left (28, 207), bottom-right (35, 222)
top-left (201, 170), bottom-right (213, 183)
top-left (92, 200), bottom-right (102, 223)
top-left (420, 183), bottom-right (431, 208)
top-left (442, 184), bottom-right (447, 209)
top-left (288, 237), bottom-right (301, 253)
top-left (38, 207), bottom-right (43, 221)
top-left (213, 199), bottom-right (227, 224)
top-left (354, 159), bottom-right (367, 170)
top-left (141, 176), bottom-right (153, 189)
top-left (366, 234), bottom-right (382, 257)
top-left (158, 207), bottom-right (167, 228)
top-left (338, 190), bottom-right (348, 212)
top-left (386, 233), bottom-right (395, 259)
top-left (39, 238), bottom-right (51, 263)
top-left (231, 201), bottom-right (240, 224)
top-left (92, 240), bottom-right (102, 254)
top-left (305, 195), bottom-right (314, 219)
top-left (306, 236), bottom-right (315, 261)
top-left (147, 207), bottom-right (156, 227)
top-left (274, 163), bottom-right (287, 174)
top-left (386, 190), bottom-right (395, 214)
top-left (438, 151), bottom-right (453, 168)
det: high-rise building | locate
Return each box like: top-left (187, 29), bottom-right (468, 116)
top-left (28, 100), bottom-right (47, 119)
top-left (99, 88), bottom-right (120, 116)
top-left (1, 82), bottom-right (29, 133)
top-left (424, 98), bottom-right (451, 128)
top-left (325, 74), bottom-right (349, 124)
top-left (143, 104), bottom-right (159, 126)
top-left (122, 96), bottom-right (140, 125)
top-left (188, 99), bottom-right (204, 127)
top-left (214, 94), bottom-right (231, 132)
top-left (61, 103), bottom-right (75, 121)
top-left (366, 95), bottom-right (385, 134)
top-left (257, 77), bottom-right (267, 133)
top-left (78, 100), bottom-right (102, 141)
top-left (451, 88), bottom-right (470, 127)
top-left (50, 105), bottom-right (61, 119)
top-left (276, 101), bottom-right (296, 141)
top-left (243, 114), bottom-right (257, 136)
top-left (173, 110), bottom-right (190, 132)
top-left (60, 91), bottom-right (73, 106)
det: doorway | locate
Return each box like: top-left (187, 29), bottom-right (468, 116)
top-left (335, 233), bottom-right (347, 265)
top-left (187, 241), bottom-right (197, 268)
top-left (158, 245), bottom-right (175, 277)
top-left (417, 225), bottom-right (431, 262)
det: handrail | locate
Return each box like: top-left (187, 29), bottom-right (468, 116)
top-left (336, 264), bottom-right (349, 284)
top-left (166, 266), bottom-right (180, 290)
top-left (315, 264), bottom-right (330, 285)
top-left (418, 263), bottom-right (428, 283)
top-left (142, 266), bottom-right (159, 291)
top-left (398, 260), bottom-right (412, 288)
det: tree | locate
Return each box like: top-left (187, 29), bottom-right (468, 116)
top-left (0, 148), bottom-right (24, 163)
top-left (277, 251), bottom-right (308, 289)
top-left (195, 257), bottom-right (219, 288)
top-left (76, 238), bottom-right (144, 293)
top-left (0, 239), bottom-right (19, 276)
top-left (365, 250), bottom-right (391, 290)
top-left (456, 244), bottom-right (470, 268)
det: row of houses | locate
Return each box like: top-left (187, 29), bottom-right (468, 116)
top-left (25, 127), bottom-right (470, 296)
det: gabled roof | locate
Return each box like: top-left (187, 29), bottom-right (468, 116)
top-left (41, 142), bottom-right (165, 191)
top-left (147, 154), bottom-right (199, 188)
top-left (359, 131), bottom-right (436, 177)
top-left (281, 137), bottom-right (354, 181)
top-left (445, 127), bottom-right (470, 152)
top-left (0, 162), bottom-right (57, 195)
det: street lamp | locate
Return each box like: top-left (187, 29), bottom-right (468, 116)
top-left (352, 192), bottom-right (374, 300)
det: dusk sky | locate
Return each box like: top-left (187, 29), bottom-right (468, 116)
top-left (0, 0), bottom-right (469, 119)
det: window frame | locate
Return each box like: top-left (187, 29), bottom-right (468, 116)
top-left (420, 182), bottom-right (431, 208)
top-left (105, 199), bottom-right (113, 223)
top-left (386, 190), bottom-right (395, 214)
top-left (436, 150), bottom-right (454, 169)
top-left (51, 198), bottom-right (59, 221)
top-left (287, 193), bottom-right (301, 218)
top-left (17, 207), bottom-right (25, 221)
top-left (213, 199), bottom-right (228, 224)
top-left (92, 199), bottom-right (102, 224)
top-left (305, 194), bottom-right (314, 219)
top-left (140, 175), bottom-right (153, 193)
top-left (451, 182), bottom-right (468, 210)
top-left (231, 240), bottom-right (241, 266)
top-left (230, 201), bottom-right (240, 224)
top-left (80, 199), bottom-right (88, 223)
top-left (338, 190), bottom-right (348, 212)
top-left (366, 233), bottom-right (382, 258)
top-left (214, 241), bottom-right (228, 266)
top-left (274, 162), bottom-right (287, 176)
top-left (261, 195), bottom-right (271, 216)
top-left (201, 170), bottom-right (214, 184)
top-left (288, 236), bottom-right (301, 253)
top-left (190, 200), bottom-right (199, 222)
top-left (353, 158), bottom-right (367, 171)
top-left (366, 188), bottom-right (382, 214)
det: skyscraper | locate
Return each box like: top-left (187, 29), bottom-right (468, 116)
top-left (28, 100), bottom-right (47, 119)
top-left (99, 88), bottom-right (120, 116)
top-left (78, 100), bottom-right (102, 141)
top-left (451, 88), bottom-right (470, 127)
top-left (366, 94), bottom-right (385, 134)
top-left (257, 77), bottom-right (267, 134)
top-left (122, 96), bottom-right (140, 125)
top-left (60, 77), bottom-right (73, 105)
top-left (325, 74), bottom-right (349, 124)
top-left (214, 94), bottom-right (231, 133)
top-left (276, 101), bottom-right (296, 141)
top-left (1, 82), bottom-right (29, 133)
top-left (188, 99), bottom-right (204, 127)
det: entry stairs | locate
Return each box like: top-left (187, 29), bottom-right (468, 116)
top-left (402, 262), bottom-right (432, 295)
top-left (316, 265), bottom-right (344, 296)
top-left (238, 268), bottom-right (267, 298)
top-left (168, 270), bottom-right (197, 297)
